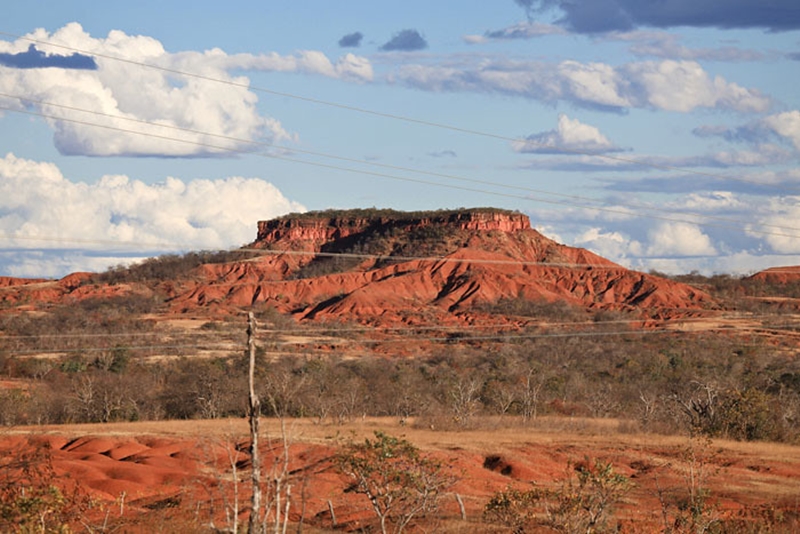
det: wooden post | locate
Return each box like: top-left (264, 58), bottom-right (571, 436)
top-left (248, 312), bottom-right (262, 534)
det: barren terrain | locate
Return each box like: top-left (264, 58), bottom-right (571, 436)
top-left (4, 417), bottom-right (800, 532)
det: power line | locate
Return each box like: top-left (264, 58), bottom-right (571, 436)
top-left (2, 308), bottom-right (790, 345)
top-left (1, 103), bottom-right (799, 245)
top-left (6, 314), bottom-right (759, 341)
top-left (7, 319), bottom-right (798, 356)
top-left (0, 29), bottom-right (792, 193)
top-left (3, 91), bottom-right (799, 237)
top-left (0, 328), bottom-right (692, 355)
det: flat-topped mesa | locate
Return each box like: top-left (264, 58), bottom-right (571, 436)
top-left (254, 208), bottom-right (530, 247)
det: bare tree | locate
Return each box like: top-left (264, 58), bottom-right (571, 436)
top-left (672, 381), bottom-right (720, 435)
top-left (484, 378), bottom-right (517, 417)
top-left (448, 377), bottom-right (482, 428)
top-left (337, 432), bottom-right (455, 534)
top-left (519, 367), bottom-right (546, 423)
top-left (638, 389), bottom-right (658, 428)
top-left (261, 418), bottom-right (292, 534)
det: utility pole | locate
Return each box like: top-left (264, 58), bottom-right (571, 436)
top-left (247, 312), bottom-right (262, 534)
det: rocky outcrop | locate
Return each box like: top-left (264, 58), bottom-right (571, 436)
top-left (253, 209), bottom-right (530, 250)
top-left (0, 208), bottom-right (717, 324)
top-left (168, 208), bottom-right (715, 323)
top-left (747, 266), bottom-right (800, 284)
top-left (0, 276), bottom-right (45, 288)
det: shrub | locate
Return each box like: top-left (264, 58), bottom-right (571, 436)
top-left (336, 431), bottom-right (455, 534)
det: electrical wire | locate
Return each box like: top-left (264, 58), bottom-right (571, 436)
top-left (0, 327), bottom-right (693, 355)
top-left (2, 309), bottom-right (794, 349)
top-left (1, 31), bottom-right (799, 319)
top-left (3, 91), bottom-right (799, 236)
top-left (5, 313), bottom-right (756, 341)
top-left (0, 29), bottom-right (792, 194)
top-left (1, 103), bottom-right (799, 245)
top-left (7, 319), bottom-right (798, 356)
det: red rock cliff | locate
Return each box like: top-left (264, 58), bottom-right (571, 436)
top-left (253, 209), bottom-right (530, 249)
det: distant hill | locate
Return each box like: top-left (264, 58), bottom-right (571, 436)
top-left (0, 208), bottom-right (715, 325)
top-left (747, 265), bottom-right (800, 285)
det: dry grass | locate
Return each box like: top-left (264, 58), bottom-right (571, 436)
top-left (12, 415), bottom-right (799, 457)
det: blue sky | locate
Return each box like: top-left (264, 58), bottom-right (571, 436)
top-left (1, 0), bottom-right (800, 277)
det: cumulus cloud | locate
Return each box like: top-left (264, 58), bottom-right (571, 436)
top-left (338, 32), bottom-right (363, 48)
top-left (390, 58), bottom-right (769, 113)
top-left (573, 227), bottom-right (643, 261)
top-left (514, 114), bottom-right (621, 154)
top-left (0, 23), bottom-right (372, 157)
top-left (0, 153), bottom-right (305, 277)
top-left (749, 196), bottom-right (800, 253)
top-left (380, 29), bottom-right (428, 51)
top-left (526, 188), bottom-right (800, 275)
top-left (691, 112), bottom-right (800, 155)
top-left (646, 222), bottom-right (717, 256)
top-left (513, 0), bottom-right (800, 33)
top-left (762, 111), bottom-right (800, 151)
top-left (521, 187), bottom-right (800, 274)
top-left (623, 60), bottom-right (769, 113)
top-left (641, 252), bottom-right (800, 276)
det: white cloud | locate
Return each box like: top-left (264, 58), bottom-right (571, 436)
top-left (762, 111), bottom-right (800, 151)
top-left (623, 60), bottom-right (770, 113)
top-left (521, 144), bottom-right (791, 172)
top-left (177, 49), bottom-right (373, 82)
top-left (514, 114), bottom-right (620, 154)
top-left (0, 23), bottom-right (372, 157)
top-left (679, 191), bottom-right (742, 211)
top-left (573, 227), bottom-right (642, 263)
top-left (390, 58), bottom-right (769, 113)
top-left (749, 196), bottom-right (800, 254)
top-left (0, 153), bottom-right (305, 276)
top-left (0, 251), bottom-right (147, 279)
top-left (640, 252), bottom-right (800, 277)
top-left (646, 222), bottom-right (717, 256)
top-left (527, 191), bottom-right (800, 275)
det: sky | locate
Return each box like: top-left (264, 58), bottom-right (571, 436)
top-left (1, 0), bottom-right (800, 278)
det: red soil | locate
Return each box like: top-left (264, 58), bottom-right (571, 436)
top-left (3, 419), bottom-right (799, 532)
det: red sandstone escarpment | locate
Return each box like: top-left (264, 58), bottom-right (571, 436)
top-left (167, 208), bottom-right (715, 322)
top-left (0, 208), bottom-right (717, 323)
top-left (252, 208), bottom-right (530, 250)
